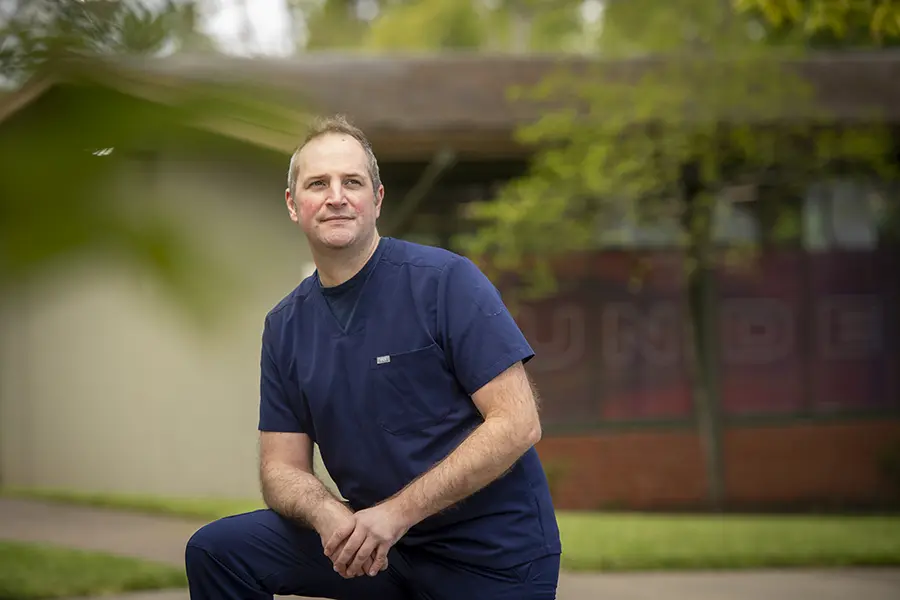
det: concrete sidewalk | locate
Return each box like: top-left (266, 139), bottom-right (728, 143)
top-left (2, 498), bottom-right (898, 600)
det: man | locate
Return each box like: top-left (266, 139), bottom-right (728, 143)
top-left (185, 115), bottom-right (561, 599)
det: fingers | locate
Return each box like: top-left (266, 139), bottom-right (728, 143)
top-left (365, 542), bottom-right (390, 577)
top-left (347, 536), bottom-right (379, 578)
top-left (323, 522), bottom-right (354, 559)
top-left (369, 554), bottom-right (389, 574)
top-left (332, 526), bottom-right (367, 578)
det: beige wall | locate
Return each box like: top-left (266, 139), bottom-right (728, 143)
top-left (0, 150), bottom-right (340, 501)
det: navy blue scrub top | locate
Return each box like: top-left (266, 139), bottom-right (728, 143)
top-left (258, 237), bottom-right (561, 569)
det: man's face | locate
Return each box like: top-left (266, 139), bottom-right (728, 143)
top-left (286, 132), bottom-right (383, 250)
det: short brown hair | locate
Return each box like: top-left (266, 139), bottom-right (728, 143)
top-left (287, 114), bottom-right (381, 196)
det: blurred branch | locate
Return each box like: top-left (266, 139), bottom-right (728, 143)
top-left (383, 147), bottom-right (456, 237)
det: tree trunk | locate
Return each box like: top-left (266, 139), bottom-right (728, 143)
top-left (686, 253), bottom-right (726, 510)
top-left (681, 164), bottom-right (726, 511)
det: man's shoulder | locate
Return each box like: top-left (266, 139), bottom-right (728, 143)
top-left (264, 274), bottom-right (316, 329)
top-left (383, 237), bottom-right (470, 275)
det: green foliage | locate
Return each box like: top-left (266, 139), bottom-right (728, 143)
top-left (599, 0), bottom-right (900, 51)
top-left (0, 79), bottom-right (225, 323)
top-left (294, 0), bottom-right (589, 52)
top-left (365, 0), bottom-right (487, 51)
top-left (459, 51), bottom-right (891, 298)
top-left (599, 0), bottom-right (760, 55)
top-left (0, 0), bottom-right (205, 85)
top-left (297, 0), bottom-right (374, 50)
top-left (735, 0), bottom-right (900, 46)
top-left (457, 1), bottom-right (896, 300)
top-left (0, 1), bottom-right (296, 324)
top-left (469, 0), bottom-right (590, 52)
top-left (294, 1), bottom-right (900, 53)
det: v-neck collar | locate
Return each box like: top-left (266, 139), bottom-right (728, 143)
top-left (312, 237), bottom-right (393, 337)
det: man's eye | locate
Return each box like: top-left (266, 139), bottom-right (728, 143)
top-left (346, 179), bottom-right (361, 186)
top-left (309, 181), bottom-right (325, 188)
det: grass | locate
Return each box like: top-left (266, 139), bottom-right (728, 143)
top-left (557, 511), bottom-right (900, 571)
top-left (0, 540), bottom-right (187, 600)
top-left (5, 487), bottom-right (900, 572)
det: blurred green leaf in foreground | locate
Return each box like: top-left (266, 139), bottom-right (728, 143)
top-left (0, 1), bottom-right (295, 325)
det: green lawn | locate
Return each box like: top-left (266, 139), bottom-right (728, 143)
top-left (5, 487), bottom-right (900, 572)
top-left (0, 541), bottom-right (187, 600)
top-left (557, 511), bottom-right (900, 571)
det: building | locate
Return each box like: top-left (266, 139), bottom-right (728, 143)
top-left (0, 51), bottom-right (898, 510)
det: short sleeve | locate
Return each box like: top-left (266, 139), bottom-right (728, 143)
top-left (437, 256), bottom-right (535, 395)
top-left (258, 315), bottom-right (310, 435)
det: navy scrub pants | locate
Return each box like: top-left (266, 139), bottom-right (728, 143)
top-left (185, 508), bottom-right (559, 600)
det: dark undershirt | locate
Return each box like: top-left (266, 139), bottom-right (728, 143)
top-left (319, 238), bottom-right (386, 331)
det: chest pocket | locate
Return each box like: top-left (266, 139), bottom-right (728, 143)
top-left (369, 343), bottom-right (454, 435)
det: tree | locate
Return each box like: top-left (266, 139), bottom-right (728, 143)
top-left (455, 0), bottom-right (895, 509)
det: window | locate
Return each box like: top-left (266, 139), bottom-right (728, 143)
top-left (803, 179), bottom-right (884, 251)
top-left (593, 186), bottom-right (761, 249)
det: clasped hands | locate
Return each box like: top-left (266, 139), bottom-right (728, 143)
top-left (318, 499), bottom-right (410, 579)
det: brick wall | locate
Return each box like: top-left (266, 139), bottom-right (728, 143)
top-left (536, 419), bottom-right (900, 511)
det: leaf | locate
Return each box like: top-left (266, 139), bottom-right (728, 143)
top-left (0, 1), bottom-right (270, 324)
top-left (784, 0), bottom-right (805, 22)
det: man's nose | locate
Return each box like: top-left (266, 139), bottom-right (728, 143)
top-left (325, 181), bottom-right (347, 204)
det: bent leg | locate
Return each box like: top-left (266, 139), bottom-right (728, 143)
top-left (410, 551), bottom-right (560, 600)
top-left (185, 509), bottom-right (411, 600)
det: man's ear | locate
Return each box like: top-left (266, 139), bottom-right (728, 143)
top-left (285, 188), bottom-right (299, 222)
top-left (374, 185), bottom-right (385, 217)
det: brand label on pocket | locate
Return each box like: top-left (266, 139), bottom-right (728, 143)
top-left (376, 355), bottom-right (391, 365)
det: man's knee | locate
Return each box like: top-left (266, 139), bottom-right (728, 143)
top-left (184, 511), bottom-right (286, 599)
top-left (185, 510), bottom-right (263, 568)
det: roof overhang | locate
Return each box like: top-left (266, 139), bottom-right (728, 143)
top-left (2, 51), bottom-right (898, 161)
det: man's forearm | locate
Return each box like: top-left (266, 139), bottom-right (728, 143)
top-left (260, 462), bottom-right (345, 529)
top-left (389, 415), bottom-right (539, 526)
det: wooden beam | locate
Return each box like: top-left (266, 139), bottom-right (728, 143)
top-left (383, 147), bottom-right (456, 237)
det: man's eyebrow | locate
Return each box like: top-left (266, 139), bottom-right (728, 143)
top-left (303, 172), bottom-right (367, 182)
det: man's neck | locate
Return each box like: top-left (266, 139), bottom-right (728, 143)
top-left (313, 233), bottom-right (381, 288)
